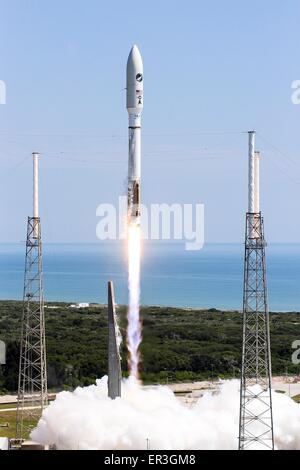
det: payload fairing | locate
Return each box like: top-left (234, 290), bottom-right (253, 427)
top-left (126, 45), bottom-right (143, 225)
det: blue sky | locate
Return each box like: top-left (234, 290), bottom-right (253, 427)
top-left (0, 0), bottom-right (299, 243)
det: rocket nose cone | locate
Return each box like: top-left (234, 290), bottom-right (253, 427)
top-left (130, 44), bottom-right (139, 54)
top-left (127, 45), bottom-right (143, 72)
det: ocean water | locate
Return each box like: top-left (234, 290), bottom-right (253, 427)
top-left (0, 242), bottom-right (300, 311)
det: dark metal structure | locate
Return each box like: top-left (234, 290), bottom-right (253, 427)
top-left (108, 281), bottom-right (121, 399)
top-left (16, 216), bottom-right (48, 440)
top-left (238, 212), bottom-right (274, 450)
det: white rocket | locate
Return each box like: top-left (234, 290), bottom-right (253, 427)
top-left (126, 45), bottom-right (143, 225)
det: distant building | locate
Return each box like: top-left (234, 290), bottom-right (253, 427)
top-left (70, 303), bottom-right (90, 309)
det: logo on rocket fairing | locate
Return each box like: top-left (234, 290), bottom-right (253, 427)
top-left (136, 90), bottom-right (143, 105)
top-left (136, 73), bottom-right (143, 82)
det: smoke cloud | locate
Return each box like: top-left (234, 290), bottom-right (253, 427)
top-left (31, 378), bottom-right (300, 450)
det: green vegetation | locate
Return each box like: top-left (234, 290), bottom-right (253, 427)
top-left (0, 301), bottom-right (300, 392)
top-left (0, 410), bottom-right (37, 439)
top-left (0, 403), bottom-right (17, 410)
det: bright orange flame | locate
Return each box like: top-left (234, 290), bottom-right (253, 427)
top-left (127, 224), bottom-right (142, 379)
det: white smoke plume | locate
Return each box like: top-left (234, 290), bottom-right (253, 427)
top-left (31, 378), bottom-right (300, 450)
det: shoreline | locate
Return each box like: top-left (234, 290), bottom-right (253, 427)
top-left (0, 299), bottom-right (299, 314)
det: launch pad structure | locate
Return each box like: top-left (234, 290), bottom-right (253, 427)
top-left (108, 281), bottom-right (121, 399)
top-left (16, 153), bottom-right (48, 441)
top-left (238, 132), bottom-right (274, 450)
top-left (7, 51), bottom-right (275, 450)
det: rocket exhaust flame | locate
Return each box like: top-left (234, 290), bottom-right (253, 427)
top-left (127, 223), bottom-right (142, 378)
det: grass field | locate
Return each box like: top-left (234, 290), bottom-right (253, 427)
top-left (0, 409), bottom-right (38, 440)
top-left (0, 410), bottom-right (16, 439)
top-left (0, 403), bottom-right (17, 410)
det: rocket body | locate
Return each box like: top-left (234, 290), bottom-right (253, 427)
top-left (126, 45), bottom-right (143, 225)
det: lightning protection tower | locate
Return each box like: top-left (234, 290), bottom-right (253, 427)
top-left (16, 153), bottom-right (48, 441)
top-left (238, 131), bottom-right (274, 450)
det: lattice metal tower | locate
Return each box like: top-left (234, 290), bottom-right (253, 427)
top-left (16, 153), bottom-right (48, 441)
top-left (238, 132), bottom-right (274, 450)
